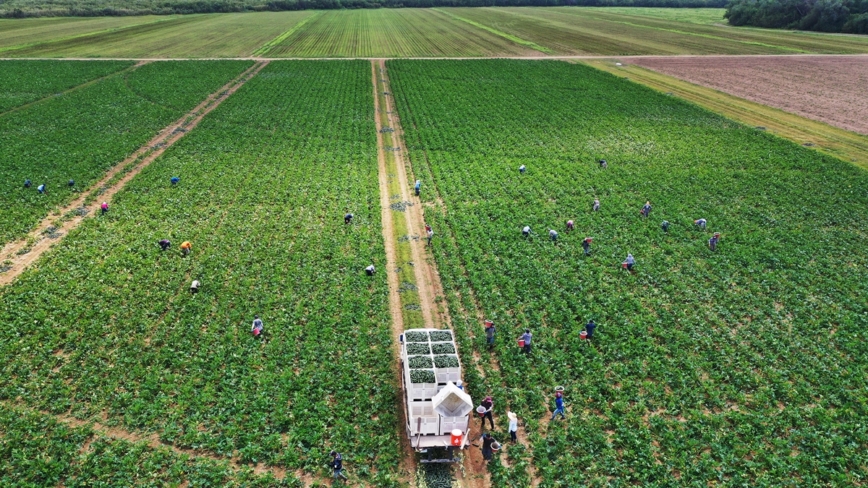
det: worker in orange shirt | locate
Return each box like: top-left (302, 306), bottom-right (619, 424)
top-left (180, 241), bottom-right (192, 256)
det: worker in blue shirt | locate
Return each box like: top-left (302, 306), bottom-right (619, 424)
top-left (550, 391), bottom-right (566, 420)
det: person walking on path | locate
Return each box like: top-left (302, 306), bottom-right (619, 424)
top-left (480, 396), bottom-right (495, 430)
top-left (709, 232), bottom-right (720, 251)
top-left (566, 220), bottom-right (574, 232)
top-left (507, 411), bottom-right (518, 443)
top-left (551, 391), bottom-right (566, 420)
top-left (623, 253), bottom-right (635, 272)
top-left (549, 229), bottom-right (558, 242)
top-left (582, 237), bottom-right (592, 256)
top-left (519, 164), bottom-right (526, 174)
top-left (522, 226), bottom-right (531, 238)
top-left (485, 320), bottom-right (495, 350)
top-left (100, 202), bottom-right (109, 215)
top-left (414, 180), bottom-right (421, 196)
top-left (344, 213), bottom-right (353, 224)
top-left (426, 225), bottom-right (434, 246)
top-left (37, 184), bottom-right (46, 194)
top-left (180, 241), bottom-right (192, 256)
top-left (641, 201), bottom-right (652, 218)
top-left (251, 315), bottom-right (264, 337)
top-left (330, 451), bottom-right (348, 482)
top-left (365, 264), bottom-right (375, 276)
top-left (593, 199), bottom-right (600, 212)
top-left (190, 280), bottom-right (200, 294)
top-left (520, 329), bottom-right (532, 355)
top-left (694, 218), bottom-right (707, 230)
top-left (585, 319), bottom-right (596, 340)
top-left (159, 239), bottom-right (171, 251)
top-left (661, 220), bottom-right (670, 233)
top-left (481, 433), bottom-right (496, 462)
top-left (171, 176), bottom-right (180, 186)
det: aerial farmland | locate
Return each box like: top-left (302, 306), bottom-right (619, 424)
top-left (0, 7), bottom-right (866, 488)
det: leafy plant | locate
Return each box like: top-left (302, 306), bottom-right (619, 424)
top-left (408, 355), bottom-right (433, 368)
top-left (410, 370), bottom-right (436, 384)
top-left (433, 355), bottom-right (459, 368)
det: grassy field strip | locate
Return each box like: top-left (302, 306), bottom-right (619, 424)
top-left (0, 61), bottom-right (266, 287)
top-left (0, 16), bottom-right (182, 55)
top-left (0, 60), bottom-right (134, 116)
top-left (253, 10), bottom-right (321, 56)
top-left (583, 60), bottom-right (868, 170)
top-left (432, 8), bottom-right (552, 55)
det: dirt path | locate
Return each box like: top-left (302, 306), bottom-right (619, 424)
top-left (0, 60), bottom-right (269, 286)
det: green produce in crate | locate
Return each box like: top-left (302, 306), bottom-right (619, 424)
top-left (434, 355), bottom-right (459, 368)
top-left (410, 369), bottom-right (436, 384)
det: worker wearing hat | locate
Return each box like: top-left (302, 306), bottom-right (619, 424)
top-left (507, 411), bottom-right (518, 443)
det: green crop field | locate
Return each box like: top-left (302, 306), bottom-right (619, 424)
top-left (0, 60), bottom-right (251, 246)
top-left (2, 8), bottom-right (868, 58)
top-left (388, 59), bottom-right (868, 486)
top-left (0, 60), bottom-right (128, 112)
top-left (0, 60), bottom-right (401, 486)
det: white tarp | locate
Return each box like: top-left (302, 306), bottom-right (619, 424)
top-left (431, 382), bottom-right (473, 418)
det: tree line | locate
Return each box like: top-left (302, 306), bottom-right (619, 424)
top-left (0, 0), bottom-right (726, 19)
top-left (725, 0), bottom-right (868, 33)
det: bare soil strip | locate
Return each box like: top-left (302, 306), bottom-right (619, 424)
top-left (583, 59), bottom-right (868, 170)
top-left (0, 60), bottom-right (269, 286)
top-left (2, 400), bottom-right (289, 481)
top-left (0, 61), bottom-right (147, 119)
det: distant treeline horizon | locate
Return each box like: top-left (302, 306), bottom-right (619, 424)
top-left (0, 0), bottom-right (726, 19)
top-left (725, 0), bottom-right (868, 34)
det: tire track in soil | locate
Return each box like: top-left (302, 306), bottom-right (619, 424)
top-left (383, 60), bottom-right (542, 487)
top-left (0, 60), bottom-right (269, 287)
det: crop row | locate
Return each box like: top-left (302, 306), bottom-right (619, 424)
top-left (0, 60), bottom-right (252, 245)
top-left (388, 59), bottom-right (868, 485)
top-left (0, 60), bottom-right (131, 113)
top-left (0, 61), bottom-right (400, 485)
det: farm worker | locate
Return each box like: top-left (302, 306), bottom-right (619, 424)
top-left (549, 229), bottom-right (558, 242)
top-left (694, 218), bottom-right (707, 230)
top-left (100, 202), bottom-right (108, 215)
top-left (456, 380), bottom-right (464, 391)
top-left (480, 396), bottom-right (495, 429)
top-left (623, 253), bottom-right (635, 272)
top-left (171, 176), bottom-right (180, 185)
top-left (709, 232), bottom-right (720, 251)
top-left (582, 237), bottom-right (592, 256)
top-left (159, 239), bottom-right (171, 251)
top-left (414, 180), bottom-right (421, 196)
top-left (661, 220), bottom-right (670, 233)
top-left (481, 433), bottom-right (496, 461)
top-left (37, 184), bottom-right (46, 194)
top-left (24, 179), bottom-right (31, 188)
top-left (68, 179), bottom-right (74, 188)
top-left (485, 320), bottom-right (495, 350)
top-left (426, 227), bottom-right (434, 246)
top-left (550, 391), bottom-right (566, 420)
top-left (180, 241), bottom-right (192, 256)
top-left (522, 226), bottom-right (531, 238)
top-left (599, 159), bottom-right (608, 168)
top-left (519, 164), bottom-right (526, 174)
top-left (585, 319), bottom-right (596, 339)
top-left (521, 329), bottom-right (532, 354)
top-left (593, 199), bottom-right (600, 212)
top-left (566, 220), bottom-right (574, 232)
top-left (329, 451), bottom-right (348, 481)
top-left (190, 280), bottom-right (200, 294)
top-left (365, 264), bottom-right (375, 276)
top-left (251, 315), bottom-right (264, 337)
top-left (344, 213), bottom-right (353, 224)
top-left (641, 201), bottom-right (652, 218)
top-left (507, 411), bottom-right (518, 443)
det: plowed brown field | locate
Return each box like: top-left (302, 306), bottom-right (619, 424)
top-left (632, 55), bottom-right (868, 135)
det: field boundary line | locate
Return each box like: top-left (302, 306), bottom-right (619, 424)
top-left (1, 54), bottom-right (868, 61)
top-left (0, 16), bottom-right (186, 55)
top-left (0, 400), bottom-right (290, 482)
top-left (582, 60), bottom-right (868, 170)
top-left (0, 61), bottom-right (146, 119)
top-left (431, 8), bottom-right (553, 55)
top-left (0, 60), bottom-right (268, 287)
top-left (252, 10), bottom-right (323, 57)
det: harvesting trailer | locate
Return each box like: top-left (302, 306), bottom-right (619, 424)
top-left (399, 328), bottom-right (472, 463)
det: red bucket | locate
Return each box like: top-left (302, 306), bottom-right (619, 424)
top-left (622, 263), bottom-right (628, 269)
top-left (450, 430), bottom-right (463, 446)
top-left (580, 331), bottom-right (588, 340)
top-left (517, 339), bottom-right (525, 348)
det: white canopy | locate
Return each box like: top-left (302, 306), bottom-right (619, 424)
top-left (431, 382), bottom-right (473, 418)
